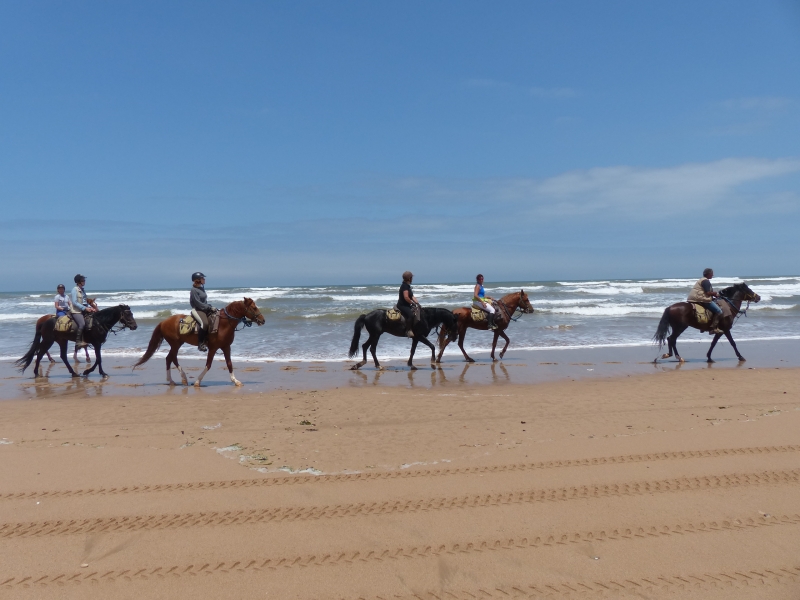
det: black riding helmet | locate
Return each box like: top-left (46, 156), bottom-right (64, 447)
top-left (74, 274), bottom-right (86, 284)
top-left (191, 272), bottom-right (206, 281)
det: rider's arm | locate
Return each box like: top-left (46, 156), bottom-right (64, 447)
top-left (701, 279), bottom-right (717, 297)
top-left (191, 287), bottom-right (213, 312)
top-left (403, 290), bottom-right (413, 304)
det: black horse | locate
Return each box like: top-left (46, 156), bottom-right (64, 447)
top-left (653, 283), bottom-right (760, 363)
top-left (16, 305), bottom-right (138, 378)
top-left (349, 307), bottom-right (458, 370)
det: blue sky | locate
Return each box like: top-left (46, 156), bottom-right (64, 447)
top-left (1, 1), bottom-right (799, 290)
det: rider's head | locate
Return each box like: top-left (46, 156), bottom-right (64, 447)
top-left (703, 268), bottom-right (714, 279)
top-left (476, 274), bottom-right (484, 283)
top-left (74, 274), bottom-right (86, 286)
top-left (402, 271), bottom-right (413, 283)
top-left (57, 284), bottom-right (65, 293)
top-left (191, 272), bottom-right (206, 286)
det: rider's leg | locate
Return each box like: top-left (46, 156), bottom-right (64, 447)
top-left (485, 304), bottom-right (496, 330)
top-left (399, 305), bottom-right (414, 337)
top-left (706, 301), bottom-right (723, 333)
top-left (193, 309), bottom-right (209, 351)
top-left (73, 313), bottom-right (87, 349)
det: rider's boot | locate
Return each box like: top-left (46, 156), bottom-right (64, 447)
top-left (487, 312), bottom-right (497, 330)
top-left (709, 314), bottom-right (723, 335)
top-left (198, 328), bottom-right (208, 352)
top-left (75, 329), bottom-right (88, 350)
top-left (405, 316), bottom-right (415, 338)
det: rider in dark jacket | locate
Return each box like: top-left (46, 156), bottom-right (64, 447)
top-left (190, 272), bottom-right (214, 351)
top-left (397, 271), bottom-right (421, 338)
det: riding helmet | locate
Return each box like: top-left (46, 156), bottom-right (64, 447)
top-left (191, 272), bottom-right (206, 281)
top-left (74, 274), bottom-right (86, 284)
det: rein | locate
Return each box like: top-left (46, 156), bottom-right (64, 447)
top-left (497, 300), bottom-right (523, 323)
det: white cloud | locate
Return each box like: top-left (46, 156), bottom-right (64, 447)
top-left (528, 157), bottom-right (800, 215)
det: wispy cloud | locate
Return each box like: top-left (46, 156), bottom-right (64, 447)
top-left (529, 86), bottom-right (577, 99)
top-left (720, 96), bottom-right (792, 111)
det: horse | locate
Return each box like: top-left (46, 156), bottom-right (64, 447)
top-left (653, 282), bottom-right (760, 363)
top-left (133, 298), bottom-right (265, 387)
top-left (16, 305), bottom-right (138, 378)
top-left (348, 307), bottom-right (459, 370)
top-left (37, 299), bottom-right (98, 363)
top-left (436, 290), bottom-right (534, 363)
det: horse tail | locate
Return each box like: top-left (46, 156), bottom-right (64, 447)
top-left (15, 319), bottom-right (44, 372)
top-left (349, 314), bottom-right (367, 358)
top-left (133, 322), bottom-right (164, 368)
top-left (653, 308), bottom-right (671, 348)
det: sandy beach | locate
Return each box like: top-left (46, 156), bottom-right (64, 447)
top-left (1, 365), bottom-right (799, 599)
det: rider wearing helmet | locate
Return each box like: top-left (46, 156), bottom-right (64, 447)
top-left (70, 274), bottom-right (96, 349)
top-left (687, 268), bottom-right (723, 334)
top-left (190, 272), bottom-right (214, 352)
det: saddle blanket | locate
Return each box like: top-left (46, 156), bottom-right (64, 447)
top-left (179, 315), bottom-right (198, 336)
top-left (54, 315), bottom-right (75, 333)
top-left (689, 301), bottom-right (731, 327)
top-left (471, 307), bottom-right (487, 322)
top-left (386, 307), bottom-right (402, 321)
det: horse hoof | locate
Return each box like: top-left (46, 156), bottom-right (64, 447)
top-left (193, 382), bottom-right (202, 388)
top-left (661, 354), bottom-right (671, 359)
top-left (72, 373), bottom-right (82, 378)
top-left (233, 380), bottom-right (243, 387)
top-left (738, 357), bottom-right (746, 362)
top-left (409, 365), bottom-right (417, 371)
top-left (349, 365), bottom-right (360, 371)
top-left (707, 359), bottom-right (715, 364)
top-left (678, 358), bottom-right (685, 363)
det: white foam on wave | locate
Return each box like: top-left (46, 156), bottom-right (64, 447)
top-left (0, 313), bottom-right (46, 322)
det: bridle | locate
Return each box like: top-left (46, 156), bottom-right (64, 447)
top-left (221, 304), bottom-right (262, 331)
top-left (497, 295), bottom-right (532, 323)
top-left (719, 287), bottom-right (758, 324)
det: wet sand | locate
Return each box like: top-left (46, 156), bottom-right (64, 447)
top-left (1, 359), bottom-right (799, 599)
top-left (2, 338), bottom-right (800, 400)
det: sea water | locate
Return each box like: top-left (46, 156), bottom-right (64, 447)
top-left (0, 276), bottom-right (798, 364)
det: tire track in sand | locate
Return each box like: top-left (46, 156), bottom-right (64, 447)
top-left (2, 514), bottom-right (798, 590)
top-left (1, 444), bottom-right (797, 501)
top-left (1, 469), bottom-right (798, 539)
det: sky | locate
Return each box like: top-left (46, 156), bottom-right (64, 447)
top-left (1, 1), bottom-right (799, 291)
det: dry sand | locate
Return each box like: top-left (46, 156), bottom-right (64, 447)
top-left (1, 367), bottom-right (799, 599)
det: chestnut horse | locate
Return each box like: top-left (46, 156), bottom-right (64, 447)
top-left (653, 283), bottom-right (760, 363)
top-left (133, 298), bottom-right (265, 387)
top-left (437, 290), bottom-right (534, 363)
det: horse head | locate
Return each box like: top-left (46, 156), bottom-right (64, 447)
top-left (721, 283), bottom-right (760, 304)
top-left (118, 304), bottom-right (138, 330)
top-left (518, 290), bottom-right (535, 314)
top-left (243, 297), bottom-right (266, 325)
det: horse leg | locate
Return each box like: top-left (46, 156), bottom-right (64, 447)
top-left (458, 329), bottom-right (474, 363)
top-left (170, 344), bottom-right (188, 385)
top-left (59, 341), bottom-right (80, 377)
top-left (369, 336), bottom-right (382, 369)
top-left (46, 351), bottom-right (55, 363)
top-left (498, 330), bottom-right (510, 359)
top-left (85, 345), bottom-right (107, 378)
top-left (724, 330), bottom-right (745, 362)
top-left (194, 348), bottom-right (215, 387)
top-left (706, 332), bottom-right (723, 363)
top-left (418, 336), bottom-right (437, 369)
top-left (668, 324), bottom-right (688, 363)
top-left (350, 338), bottom-right (369, 370)
top-left (490, 331), bottom-right (499, 361)
top-left (83, 344), bottom-right (99, 376)
top-left (407, 339), bottom-right (418, 370)
top-left (221, 346), bottom-right (241, 386)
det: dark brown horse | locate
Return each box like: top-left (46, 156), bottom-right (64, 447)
top-left (437, 290), bottom-right (534, 363)
top-left (653, 283), bottom-right (760, 363)
top-left (16, 305), bottom-right (138, 378)
top-left (133, 298), bottom-right (265, 387)
top-left (37, 298), bottom-right (98, 363)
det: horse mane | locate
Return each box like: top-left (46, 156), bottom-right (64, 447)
top-left (719, 283), bottom-right (746, 298)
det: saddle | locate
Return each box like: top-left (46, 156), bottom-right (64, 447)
top-left (386, 307), bottom-right (402, 321)
top-left (54, 315), bottom-right (76, 333)
top-left (689, 300), bottom-right (731, 329)
top-left (179, 315), bottom-right (197, 336)
top-left (471, 306), bottom-right (487, 322)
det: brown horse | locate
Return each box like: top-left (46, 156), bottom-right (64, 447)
top-left (133, 298), bottom-right (265, 387)
top-left (653, 283), bottom-right (760, 363)
top-left (437, 290), bottom-right (534, 363)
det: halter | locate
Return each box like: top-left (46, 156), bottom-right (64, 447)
top-left (719, 290), bottom-right (756, 325)
top-left (221, 306), bottom-right (258, 331)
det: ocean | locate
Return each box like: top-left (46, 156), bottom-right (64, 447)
top-left (1, 276), bottom-right (798, 364)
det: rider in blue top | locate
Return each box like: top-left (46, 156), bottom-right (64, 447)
top-left (54, 284), bottom-right (72, 317)
top-left (473, 274), bottom-right (497, 330)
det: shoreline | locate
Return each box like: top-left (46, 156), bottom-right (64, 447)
top-left (2, 337), bottom-right (800, 400)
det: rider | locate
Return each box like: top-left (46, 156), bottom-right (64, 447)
top-left (687, 268), bottom-right (723, 334)
top-left (398, 271), bottom-right (421, 338)
top-left (473, 274), bottom-right (497, 330)
top-left (190, 272), bottom-right (215, 352)
top-left (54, 284), bottom-right (73, 317)
top-left (70, 274), bottom-right (96, 349)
